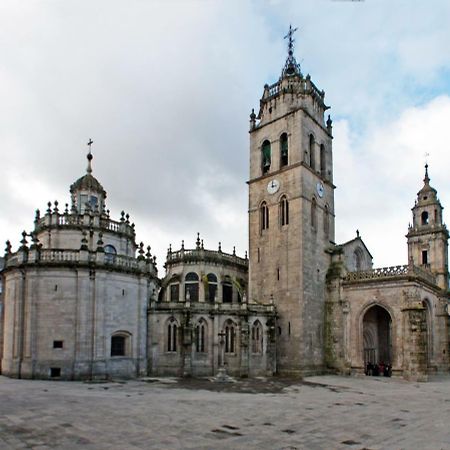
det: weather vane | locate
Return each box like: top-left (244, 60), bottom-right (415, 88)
top-left (424, 152), bottom-right (430, 165)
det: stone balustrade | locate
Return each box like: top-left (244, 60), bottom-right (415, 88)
top-left (166, 248), bottom-right (248, 270)
top-left (35, 212), bottom-right (135, 237)
top-left (4, 247), bottom-right (156, 275)
top-left (345, 264), bottom-right (436, 285)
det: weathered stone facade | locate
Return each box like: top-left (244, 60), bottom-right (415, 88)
top-left (1, 155), bottom-right (158, 380)
top-left (149, 239), bottom-right (276, 377)
top-left (0, 29), bottom-right (449, 381)
top-left (247, 29), bottom-right (449, 380)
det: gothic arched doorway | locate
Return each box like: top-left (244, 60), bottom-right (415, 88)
top-left (362, 305), bottom-right (392, 367)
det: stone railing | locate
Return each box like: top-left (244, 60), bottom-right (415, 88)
top-left (35, 213), bottom-right (134, 237)
top-left (264, 76), bottom-right (325, 102)
top-left (166, 248), bottom-right (248, 269)
top-left (4, 248), bottom-right (155, 275)
top-left (345, 264), bottom-right (436, 285)
top-left (40, 249), bottom-right (80, 262)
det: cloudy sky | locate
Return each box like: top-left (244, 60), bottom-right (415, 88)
top-left (1, 0), bottom-right (450, 271)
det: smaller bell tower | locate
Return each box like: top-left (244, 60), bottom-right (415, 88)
top-left (407, 164), bottom-right (449, 290)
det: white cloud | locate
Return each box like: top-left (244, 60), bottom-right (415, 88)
top-left (335, 95), bottom-right (450, 267)
top-left (1, 0), bottom-right (450, 274)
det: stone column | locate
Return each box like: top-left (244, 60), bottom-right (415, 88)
top-left (402, 303), bottom-right (428, 382)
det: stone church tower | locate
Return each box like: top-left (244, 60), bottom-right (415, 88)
top-left (248, 27), bottom-right (335, 375)
top-left (407, 165), bottom-right (449, 290)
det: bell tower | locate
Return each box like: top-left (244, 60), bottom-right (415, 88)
top-left (407, 165), bottom-right (449, 290)
top-left (248, 27), bottom-right (335, 375)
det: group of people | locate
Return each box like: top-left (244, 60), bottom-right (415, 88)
top-left (365, 361), bottom-right (392, 377)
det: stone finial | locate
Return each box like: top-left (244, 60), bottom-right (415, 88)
top-left (167, 244), bottom-right (172, 255)
top-left (218, 242), bottom-right (222, 252)
top-left (356, 229), bottom-right (360, 238)
top-left (120, 211), bottom-right (125, 222)
top-left (53, 200), bottom-right (59, 214)
top-left (125, 213), bottom-right (130, 224)
top-left (201, 239), bottom-right (204, 250)
top-left (19, 231), bottom-right (28, 250)
top-left (326, 114), bottom-right (333, 132)
top-left (64, 203), bottom-right (69, 214)
top-left (30, 232), bottom-right (39, 250)
top-left (137, 242), bottom-right (145, 260)
top-left (146, 246), bottom-right (152, 260)
top-left (196, 232), bottom-right (201, 249)
top-left (245, 251), bottom-right (248, 260)
top-left (80, 231), bottom-right (88, 251)
top-left (5, 240), bottom-right (12, 255)
top-left (96, 232), bottom-right (104, 248)
top-left (424, 163), bottom-right (430, 185)
top-left (34, 209), bottom-right (40, 223)
top-left (47, 202), bottom-right (52, 214)
top-left (153, 255), bottom-right (157, 265)
top-left (233, 246), bottom-right (236, 256)
top-left (250, 108), bottom-right (256, 131)
top-left (181, 240), bottom-right (185, 250)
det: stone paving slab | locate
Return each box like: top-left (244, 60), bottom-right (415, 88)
top-left (0, 375), bottom-right (450, 449)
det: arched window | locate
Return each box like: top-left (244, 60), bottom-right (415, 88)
top-left (251, 321), bottom-right (263, 354)
top-left (309, 134), bottom-right (315, 170)
top-left (354, 248), bottom-right (363, 271)
top-left (222, 277), bottom-right (233, 303)
top-left (167, 318), bottom-right (178, 352)
top-left (324, 205), bottom-right (329, 237)
top-left (224, 320), bottom-right (236, 353)
top-left (311, 198), bottom-right (317, 231)
top-left (280, 195), bottom-right (289, 226)
top-left (185, 272), bottom-right (199, 302)
top-left (261, 140), bottom-right (271, 174)
top-left (320, 144), bottom-right (326, 177)
top-left (280, 133), bottom-right (288, 167)
top-left (111, 332), bottom-right (130, 357)
top-left (170, 283), bottom-right (180, 302)
top-left (195, 319), bottom-right (207, 353)
top-left (104, 245), bottom-right (117, 264)
top-left (260, 201), bottom-right (269, 231)
top-left (206, 273), bottom-right (217, 302)
top-left (421, 211), bottom-right (429, 225)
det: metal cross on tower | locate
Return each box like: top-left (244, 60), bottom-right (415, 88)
top-left (282, 25), bottom-right (301, 77)
top-left (86, 139), bottom-right (94, 174)
top-left (284, 25), bottom-right (298, 57)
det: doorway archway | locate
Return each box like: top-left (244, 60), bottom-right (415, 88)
top-left (362, 305), bottom-right (392, 367)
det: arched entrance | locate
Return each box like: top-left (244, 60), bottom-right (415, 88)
top-left (362, 305), bottom-right (392, 367)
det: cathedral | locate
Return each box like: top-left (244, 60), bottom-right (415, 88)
top-left (0, 30), bottom-right (449, 381)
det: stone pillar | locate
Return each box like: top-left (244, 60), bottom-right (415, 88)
top-left (239, 311), bottom-right (249, 377)
top-left (324, 256), bottom-right (348, 374)
top-left (402, 303), bottom-right (428, 382)
top-left (182, 308), bottom-right (192, 377)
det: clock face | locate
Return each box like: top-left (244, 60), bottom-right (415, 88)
top-left (267, 179), bottom-right (280, 195)
top-left (316, 182), bottom-right (324, 198)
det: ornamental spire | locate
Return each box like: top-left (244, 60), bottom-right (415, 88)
top-left (424, 163), bottom-right (430, 185)
top-left (86, 138), bottom-right (93, 174)
top-left (282, 25), bottom-right (301, 77)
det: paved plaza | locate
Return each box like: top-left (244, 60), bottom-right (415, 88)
top-left (0, 374), bottom-right (449, 450)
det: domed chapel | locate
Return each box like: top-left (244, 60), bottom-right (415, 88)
top-left (1, 28), bottom-right (449, 381)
